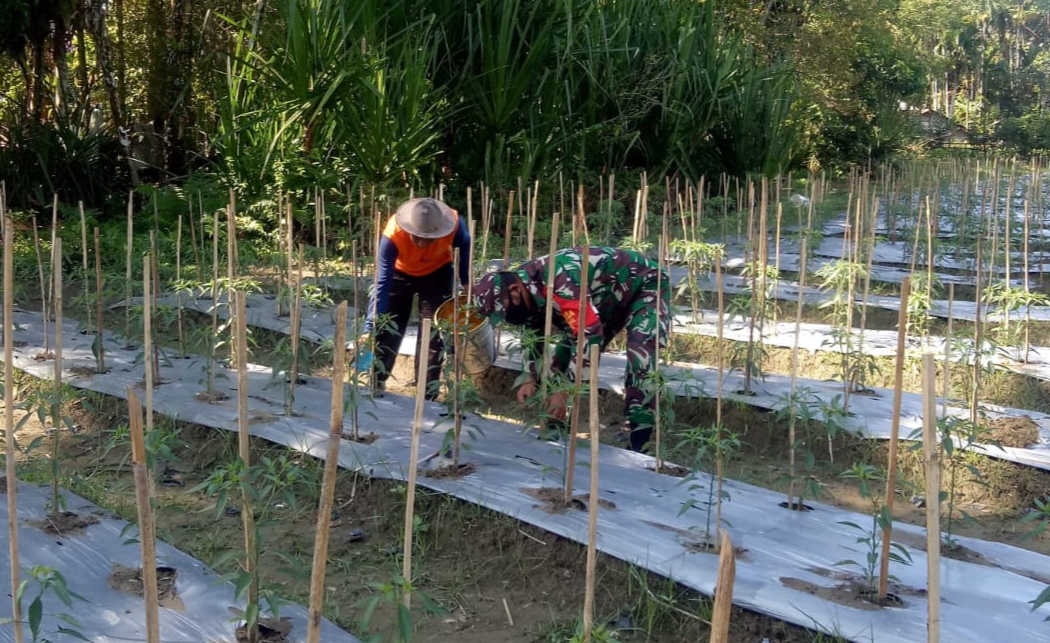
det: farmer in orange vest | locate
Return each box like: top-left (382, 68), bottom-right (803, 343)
top-left (359, 198), bottom-right (471, 399)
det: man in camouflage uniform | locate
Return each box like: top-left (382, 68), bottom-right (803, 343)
top-left (473, 247), bottom-right (671, 452)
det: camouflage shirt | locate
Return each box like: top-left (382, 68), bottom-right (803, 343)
top-left (516, 247), bottom-right (665, 376)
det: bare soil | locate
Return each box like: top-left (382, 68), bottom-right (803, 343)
top-left (27, 511), bottom-right (99, 536)
top-left (107, 563), bottom-right (185, 610)
top-left (984, 415), bottom-right (1040, 448)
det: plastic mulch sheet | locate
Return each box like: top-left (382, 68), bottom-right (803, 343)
top-left (3, 311), bottom-right (1050, 643)
top-left (0, 469), bottom-right (358, 642)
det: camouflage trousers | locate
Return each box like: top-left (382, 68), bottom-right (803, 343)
top-left (619, 272), bottom-right (672, 450)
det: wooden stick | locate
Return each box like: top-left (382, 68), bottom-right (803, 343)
top-left (878, 276), bottom-right (911, 601)
top-left (50, 238), bottom-right (63, 522)
top-left (127, 387), bottom-right (160, 643)
top-left (234, 291), bottom-right (259, 643)
top-left (94, 227), bottom-right (105, 372)
top-left (564, 243), bottom-right (591, 505)
top-left (581, 344), bottom-right (601, 643)
top-left (708, 532), bottom-right (736, 643)
top-left (922, 352), bottom-right (941, 643)
top-left (143, 252), bottom-right (154, 434)
top-left (402, 318), bottom-right (433, 609)
top-left (4, 210), bottom-right (25, 643)
top-left (79, 201), bottom-right (90, 330)
top-left (305, 302), bottom-right (347, 643)
top-left (502, 190), bottom-right (516, 268)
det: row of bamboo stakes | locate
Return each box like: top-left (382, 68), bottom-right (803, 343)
top-left (4, 157), bottom-right (1042, 642)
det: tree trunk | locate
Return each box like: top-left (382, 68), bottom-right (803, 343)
top-left (116, 0), bottom-right (126, 120)
top-left (84, 0), bottom-right (124, 128)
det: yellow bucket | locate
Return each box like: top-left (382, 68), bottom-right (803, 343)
top-left (434, 293), bottom-right (496, 374)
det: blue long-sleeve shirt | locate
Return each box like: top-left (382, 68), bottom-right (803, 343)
top-left (364, 217), bottom-right (471, 332)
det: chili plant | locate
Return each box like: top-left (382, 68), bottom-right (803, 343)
top-left (0, 566), bottom-right (88, 643)
top-left (835, 463), bottom-right (912, 596)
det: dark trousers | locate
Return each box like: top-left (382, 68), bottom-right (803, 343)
top-left (373, 264), bottom-right (453, 399)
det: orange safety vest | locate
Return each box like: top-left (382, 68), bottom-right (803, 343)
top-left (382, 214), bottom-right (459, 277)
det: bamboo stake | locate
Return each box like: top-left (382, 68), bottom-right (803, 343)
top-left (370, 209), bottom-right (381, 395)
top-left (127, 388), bottom-right (160, 643)
top-left (143, 252), bottom-right (155, 438)
top-left (351, 247), bottom-right (361, 441)
top-left (943, 283), bottom-right (954, 416)
top-left (189, 196), bottom-right (202, 282)
top-left (527, 181), bottom-right (538, 259)
top-left (708, 532), bottom-right (736, 643)
top-left (773, 202), bottom-right (782, 325)
top-left (564, 243), bottom-right (591, 506)
top-left (208, 203), bottom-right (219, 395)
top-left (305, 302), bottom-right (347, 643)
top-left (577, 185), bottom-right (590, 246)
top-left (125, 191), bottom-right (133, 344)
top-left (878, 276), bottom-right (911, 601)
top-left (654, 209), bottom-right (667, 469)
top-left (32, 213), bottom-right (50, 355)
top-left (150, 231), bottom-right (160, 381)
top-left (971, 206), bottom-right (986, 425)
top-left (922, 352), bottom-right (941, 643)
top-left (288, 246), bottom-right (304, 415)
top-left (452, 248), bottom-right (463, 463)
top-left (540, 213), bottom-right (561, 437)
top-left (1024, 198), bottom-right (1032, 362)
top-left (402, 318), bottom-right (433, 609)
top-left (4, 210), bottom-right (25, 643)
top-left (788, 201), bottom-right (808, 509)
top-left (517, 179), bottom-right (524, 251)
top-left (176, 215), bottom-right (185, 356)
top-left (581, 345), bottom-right (601, 643)
top-left (502, 191), bottom-right (516, 268)
top-left (234, 291), bottom-right (259, 643)
top-left (479, 184), bottom-right (490, 272)
top-left (94, 228), bottom-right (105, 372)
top-left (50, 238), bottom-right (63, 522)
top-left (79, 202), bottom-right (90, 330)
top-left (715, 254), bottom-right (725, 537)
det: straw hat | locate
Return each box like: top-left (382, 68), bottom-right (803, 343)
top-left (395, 198), bottom-right (457, 239)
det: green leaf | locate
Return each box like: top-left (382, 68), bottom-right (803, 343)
top-left (1029, 584), bottom-right (1050, 616)
top-left (28, 596), bottom-right (42, 641)
top-left (397, 603), bottom-right (413, 643)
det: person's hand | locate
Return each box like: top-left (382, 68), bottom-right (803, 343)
top-left (346, 331), bottom-right (370, 352)
top-left (546, 391), bottom-right (569, 421)
top-left (517, 377), bottom-right (538, 406)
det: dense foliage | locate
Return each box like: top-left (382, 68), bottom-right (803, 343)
top-left (1, 0), bottom-right (1048, 213)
